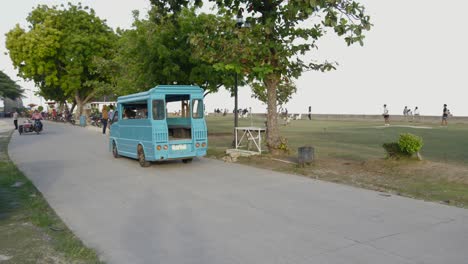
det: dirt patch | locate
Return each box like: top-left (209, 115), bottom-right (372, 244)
top-left (232, 154), bottom-right (468, 207)
top-left (0, 220), bottom-right (68, 264)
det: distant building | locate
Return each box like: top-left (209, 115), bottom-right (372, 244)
top-left (87, 101), bottom-right (116, 112)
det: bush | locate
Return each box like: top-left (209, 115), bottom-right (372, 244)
top-left (398, 133), bottom-right (423, 155)
top-left (37, 106), bottom-right (44, 112)
top-left (383, 133), bottom-right (423, 159)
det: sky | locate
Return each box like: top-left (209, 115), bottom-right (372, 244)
top-left (1, 0), bottom-right (467, 116)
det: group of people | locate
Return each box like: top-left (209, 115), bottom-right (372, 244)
top-left (382, 104), bottom-right (452, 126)
top-left (213, 108), bottom-right (228, 116)
top-left (402, 106), bottom-right (420, 118)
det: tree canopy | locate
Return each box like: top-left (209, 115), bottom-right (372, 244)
top-left (5, 3), bottom-right (117, 115)
top-left (0, 70), bottom-right (23, 100)
top-left (188, 0), bottom-right (372, 153)
top-left (112, 7), bottom-right (238, 97)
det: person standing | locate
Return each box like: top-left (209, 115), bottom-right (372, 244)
top-left (13, 110), bottom-right (18, 130)
top-left (383, 104), bottom-right (390, 126)
top-left (441, 104), bottom-right (449, 126)
top-left (308, 106), bottom-right (311, 120)
top-left (101, 105), bottom-right (109, 134)
top-left (414, 106), bottom-right (420, 122)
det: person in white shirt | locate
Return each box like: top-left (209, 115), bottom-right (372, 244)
top-left (413, 107), bottom-right (420, 122)
top-left (13, 110), bottom-right (19, 130)
top-left (383, 104), bottom-right (390, 126)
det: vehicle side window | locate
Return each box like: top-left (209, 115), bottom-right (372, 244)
top-left (192, 99), bottom-right (203, 119)
top-left (112, 111), bottom-right (119, 123)
top-left (153, 100), bottom-right (165, 120)
top-left (122, 101), bottom-right (148, 119)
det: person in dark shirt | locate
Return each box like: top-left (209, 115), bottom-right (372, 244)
top-left (441, 104), bottom-right (449, 126)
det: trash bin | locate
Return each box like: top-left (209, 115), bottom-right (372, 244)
top-left (80, 115), bottom-right (86, 127)
top-left (298, 146), bottom-right (314, 167)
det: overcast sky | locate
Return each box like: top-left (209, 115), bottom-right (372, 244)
top-left (1, 0), bottom-right (467, 116)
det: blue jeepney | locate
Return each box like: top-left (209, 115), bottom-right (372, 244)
top-left (109, 85), bottom-right (207, 167)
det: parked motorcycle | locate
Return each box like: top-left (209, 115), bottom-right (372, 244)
top-left (90, 115), bottom-right (102, 128)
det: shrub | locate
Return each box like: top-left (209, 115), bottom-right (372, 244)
top-left (37, 106), bottom-right (44, 112)
top-left (383, 133), bottom-right (423, 159)
top-left (398, 133), bottom-right (423, 155)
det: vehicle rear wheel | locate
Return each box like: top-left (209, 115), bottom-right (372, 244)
top-left (182, 158), bottom-right (193, 164)
top-left (112, 142), bottom-right (120, 158)
top-left (137, 145), bottom-right (150, 167)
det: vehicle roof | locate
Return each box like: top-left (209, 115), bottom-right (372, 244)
top-left (117, 85), bottom-right (204, 103)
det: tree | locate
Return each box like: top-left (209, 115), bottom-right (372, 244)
top-left (112, 7), bottom-right (239, 97)
top-left (189, 0), bottom-right (372, 154)
top-left (0, 70), bottom-right (23, 100)
top-left (5, 3), bottom-right (117, 116)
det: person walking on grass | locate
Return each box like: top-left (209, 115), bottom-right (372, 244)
top-left (101, 105), bottom-right (109, 134)
top-left (414, 106), bottom-right (420, 122)
top-left (441, 104), bottom-right (450, 127)
top-left (308, 106), bottom-right (312, 120)
top-left (383, 104), bottom-right (390, 126)
top-left (13, 110), bottom-right (18, 130)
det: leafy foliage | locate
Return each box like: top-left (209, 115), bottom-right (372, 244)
top-left (112, 8), bottom-right (237, 96)
top-left (5, 3), bottom-right (117, 115)
top-left (398, 133), bottom-right (423, 155)
top-left (0, 71), bottom-right (23, 100)
top-left (383, 133), bottom-right (424, 158)
top-left (186, 0), bottom-right (372, 152)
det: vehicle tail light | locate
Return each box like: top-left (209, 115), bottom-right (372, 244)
top-left (163, 145), bottom-right (168, 150)
top-left (196, 143), bottom-right (200, 148)
top-left (202, 142), bottom-right (206, 147)
top-left (157, 145), bottom-right (161, 150)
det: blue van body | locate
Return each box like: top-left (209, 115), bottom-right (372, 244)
top-left (109, 85), bottom-right (207, 165)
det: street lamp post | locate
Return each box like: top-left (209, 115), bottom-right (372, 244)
top-left (232, 9), bottom-right (249, 147)
top-left (234, 72), bottom-right (238, 128)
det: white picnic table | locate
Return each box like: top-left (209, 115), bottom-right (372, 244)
top-left (235, 126), bottom-right (266, 154)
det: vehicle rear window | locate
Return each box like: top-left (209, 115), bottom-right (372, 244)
top-left (192, 99), bottom-right (203, 119)
top-left (153, 100), bottom-right (165, 120)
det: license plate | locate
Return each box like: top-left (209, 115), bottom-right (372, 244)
top-left (172, 144), bottom-right (187, 151)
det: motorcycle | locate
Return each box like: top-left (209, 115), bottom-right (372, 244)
top-left (18, 119), bottom-right (43, 135)
top-left (90, 115), bottom-right (102, 127)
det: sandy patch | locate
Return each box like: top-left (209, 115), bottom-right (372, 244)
top-left (374, 125), bottom-right (433, 129)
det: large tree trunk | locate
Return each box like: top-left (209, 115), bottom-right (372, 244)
top-left (75, 92), bottom-right (83, 117)
top-left (265, 74), bottom-right (281, 155)
top-left (75, 90), bottom-right (95, 118)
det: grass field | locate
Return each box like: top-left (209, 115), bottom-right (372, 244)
top-left (207, 115), bottom-right (468, 164)
top-left (0, 130), bottom-right (102, 263)
top-left (206, 115), bottom-right (468, 207)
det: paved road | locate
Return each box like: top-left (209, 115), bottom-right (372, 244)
top-left (7, 120), bottom-right (468, 264)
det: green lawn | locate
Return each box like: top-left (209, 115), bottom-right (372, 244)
top-left (207, 115), bottom-right (468, 164)
top-left (206, 115), bottom-right (468, 207)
